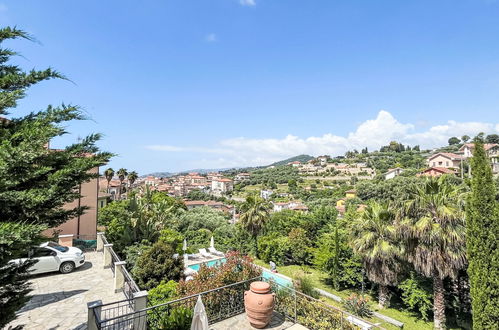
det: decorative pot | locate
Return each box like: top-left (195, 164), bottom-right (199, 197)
top-left (244, 281), bottom-right (275, 329)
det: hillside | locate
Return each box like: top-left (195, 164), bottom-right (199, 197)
top-left (269, 154), bottom-right (314, 167)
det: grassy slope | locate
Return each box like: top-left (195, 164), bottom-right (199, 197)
top-left (254, 259), bottom-right (436, 330)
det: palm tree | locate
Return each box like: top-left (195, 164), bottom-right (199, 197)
top-left (399, 176), bottom-right (466, 330)
top-left (239, 194), bottom-right (271, 257)
top-left (104, 168), bottom-right (114, 194)
top-left (116, 168), bottom-right (128, 200)
top-left (351, 201), bottom-right (401, 308)
top-left (128, 171), bottom-right (138, 190)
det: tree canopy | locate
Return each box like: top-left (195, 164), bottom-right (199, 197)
top-left (466, 140), bottom-right (499, 328)
top-left (0, 27), bottom-right (112, 327)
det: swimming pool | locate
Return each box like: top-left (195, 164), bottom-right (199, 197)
top-left (188, 258), bottom-right (227, 271)
top-left (187, 258), bottom-right (293, 288)
top-left (262, 269), bottom-right (293, 287)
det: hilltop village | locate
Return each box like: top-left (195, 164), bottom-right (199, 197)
top-left (99, 138), bottom-right (499, 218)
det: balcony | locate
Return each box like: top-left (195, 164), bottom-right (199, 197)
top-left (88, 276), bottom-right (375, 330)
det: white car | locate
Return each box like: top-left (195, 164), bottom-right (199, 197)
top-left (11, 241), bottom-right (86, 275)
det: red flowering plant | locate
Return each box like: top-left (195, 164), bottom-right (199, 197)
top-left (177, 251), bottom-right (262, 321)
top-left (342, 294), bottom-right (373, 318)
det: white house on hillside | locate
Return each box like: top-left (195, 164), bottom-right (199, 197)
top-left (384, 168), bottom-right (404, 180)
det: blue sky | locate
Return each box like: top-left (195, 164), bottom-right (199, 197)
top-left (2, 0), bottom-right (499, 173)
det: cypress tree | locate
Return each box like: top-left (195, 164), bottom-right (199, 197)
top-left (0, 27), bottom-right (112, 327)
top-left (466, 139), bottom-right (499, 328)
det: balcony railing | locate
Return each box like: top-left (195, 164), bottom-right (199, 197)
top-left (122, 267), bottom-right (141, 301)
top-left (88, 275), bottom-right (379, 330)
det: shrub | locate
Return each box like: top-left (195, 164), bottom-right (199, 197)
top-left (178, 251), bottom-right (261, 296)
top-left (398, 273), bottom-right (433, 321)
top-left (176, 252), bottom-right (261, 325)
top-left (158, 229), bottom-right (184, 253)
top-left (295, 274), bottom-right (319, 299)
top-left (98, 200), bottom-right (130, 227)
top-left (287, 228), bottom-right (312, 265)
top-left (272, 287), bottom-right (356, 330)
top-left (133, 241), bottom-right (184, 290)
top-left (148, 280), bottom-right (179, 306)
top-left (257, 234), bottom-right (289, 265)
top-left (148, 305), bottom-right (193, 330)
top-left (342, 294), bottom-right (373, 318)
top-left (147, 280), bottom-right (192, 329)
top-left (123, 241), bottom-right (153, 270)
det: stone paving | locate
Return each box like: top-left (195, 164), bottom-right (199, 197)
top-left (7, 251), bottom-right (126, 330)
top-left (210, 312), bottom-right (299, 330)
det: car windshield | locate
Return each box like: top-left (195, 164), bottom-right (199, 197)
top-left (47, 241), bottom-right (69, 252)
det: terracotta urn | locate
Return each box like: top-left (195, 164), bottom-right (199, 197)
top-left (244, 281), bottom-right (275, 328)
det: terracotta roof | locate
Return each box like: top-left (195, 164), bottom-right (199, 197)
top-left (459, 143), bottom-right (499, 151)
top-left (216, 178), bottom-right (233, 182)
top-left (291, 205), bottom-right (308, 210)
top-left (421, 167), bottom-right (456, 174)
top-left (335, 205), bottom-right (346, 214)
top-left (184, 200), bottom-right (207, 206)
top-left (427, 152), bottom-right (464, 161)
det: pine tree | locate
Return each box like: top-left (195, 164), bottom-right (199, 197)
top-left (0, 27), bottom-right (112, 327)
top-left (466, 139), bottom-right (499, 328)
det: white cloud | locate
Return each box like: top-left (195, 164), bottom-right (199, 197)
top-left (204, 33), bottom-right (217, 43)
top-left (146, 110), bottom-right (499, 168)
top-left (239, 0), bottom-right (256, 6)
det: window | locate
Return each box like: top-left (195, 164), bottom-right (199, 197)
top-left (47, 241), bottom-right (69, 252)
top-left (438, 161), bottom-right (443, 165)
top-left (32, 248), bottom-right (55, 258)
top-left (446, 161), bottom-right (449, 166)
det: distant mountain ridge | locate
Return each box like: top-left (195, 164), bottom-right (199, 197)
top-left (144, 168), bottom-right (232, 178)
top-left (269, 154), bottom-right (314, 167)
top-left (144, 155), bottom-right (314, 177)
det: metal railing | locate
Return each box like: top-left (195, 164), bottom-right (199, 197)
top-left (98, 233), bottom-right (141, 301)
top-left (98, 299), bottom-right (135, 326)
top-left (90, 276), bottom-right (379, 330)
top-left (122, 267), bottom-right (140, 301)
top-left (109, 248), bottom-right (120, 275)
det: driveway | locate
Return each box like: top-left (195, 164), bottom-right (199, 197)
top-left (7, 251), bottom-right (126, 330)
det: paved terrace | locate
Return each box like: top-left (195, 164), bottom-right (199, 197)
top-left (7, 252), bottom-right (125, 330)
top-left (211, 312), bottom-right (308, 330)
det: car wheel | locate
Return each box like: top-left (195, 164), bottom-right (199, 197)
top-left (60, 261), bottom-right (75, 274)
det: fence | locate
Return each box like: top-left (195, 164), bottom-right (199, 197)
top-left (122, 267), bottom-right (140, 301)
top-left (95, 233), bottom-right (141, 297)
top-left (88, 276), bottom-right (379, 330)
top-left (73, 235), bottom-right (98, 251)
top-left (84, 233), bottom-right (146, 330)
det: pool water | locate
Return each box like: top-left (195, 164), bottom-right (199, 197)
top-left (188, 258), bottom-right (227, 271)
top-left (262, 269), bottom-right (293, 287)
top-left (187, 258), bottom-right (293, 288)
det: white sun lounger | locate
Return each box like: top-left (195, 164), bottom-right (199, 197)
top-left (188, 253), bottom-right (202, 260)
top-left (199, 248), bottom-right (211, 258)
top-left (208, 247), bottom-right (224, 257)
